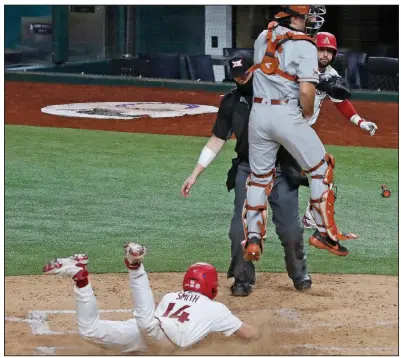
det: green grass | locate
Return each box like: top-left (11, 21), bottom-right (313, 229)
top-left (5, 125), bottom-right (398, 276)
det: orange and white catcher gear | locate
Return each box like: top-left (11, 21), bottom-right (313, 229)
top-left (303, 154), bottom-right (358, 256)
top-left (242, 153), bottom-right (357, 260)
top-left (242, 169), bottom-right (275, 261)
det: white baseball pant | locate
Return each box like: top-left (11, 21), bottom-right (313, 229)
top-left (74, 266), bottom-right (173, 353)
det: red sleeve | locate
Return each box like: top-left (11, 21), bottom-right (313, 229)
top-left (334, 100), bottom-right (365, 125)
top-left (334, 100), bottom-right (357, 120)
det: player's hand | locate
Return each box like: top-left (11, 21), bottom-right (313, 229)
top-left (359, 120), bottom-right (378, 136)
top-left (181, 175), bottom-right (197, 197)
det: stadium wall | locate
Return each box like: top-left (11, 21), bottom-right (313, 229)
top-left (4, 70), bottom-right (397, 103)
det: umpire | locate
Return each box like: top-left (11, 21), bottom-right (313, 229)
top-left (181, 50), bottom-right (311, 296)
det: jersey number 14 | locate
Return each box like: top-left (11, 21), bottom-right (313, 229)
top-left (162, 303), bottom-right (191, 323)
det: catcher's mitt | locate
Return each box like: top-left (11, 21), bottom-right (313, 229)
top-left (316, 74), bottom-right (351, 100)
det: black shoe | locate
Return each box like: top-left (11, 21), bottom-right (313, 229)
top-left (294, 274), bottom-right (312, 291)
top-left (294, 279), bottom-right (312, 291)
top-left (230, 282), bottom-right (253, 297)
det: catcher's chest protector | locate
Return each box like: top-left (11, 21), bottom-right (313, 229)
top-left (249, 22), bottom-right (316, 82)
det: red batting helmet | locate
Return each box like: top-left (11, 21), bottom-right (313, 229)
top-left (316, 32), bottom-right (338, 60)
top-left (183, 262), bottom-right (218, 300)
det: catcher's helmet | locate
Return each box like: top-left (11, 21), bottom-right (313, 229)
top-left (274, 5), bottom-right (326, 36)
top-left (316, 32), bottom-right (338, 60)
top-left (183, 262), bottom-right (218, 300)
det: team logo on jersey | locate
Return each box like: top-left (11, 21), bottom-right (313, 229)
top-left (265, 63), bottom-right (272, 69)
top-left (323, 37), bottom-right (330, 44)
top-left (41, 102), bottom-right (218, 120)
top-left (231, 59), bottom-right (243, 68)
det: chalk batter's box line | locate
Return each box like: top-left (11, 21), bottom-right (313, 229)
top-left (10, 308), bottom-right (299, 335)
top-left (4, 309), bottom-right (397, 356)
top-left (6, 308), bottom-right (396, 336)
top-left (35, 344), bottom-right (398, 356)
top-left (8, 308), bottom-right (397, 336)
top-left (27, 309), bottom-right (135, 335)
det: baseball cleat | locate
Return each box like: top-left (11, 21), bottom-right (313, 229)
top-left (243, 237), bottom-right (263, 261)
top-left (230, 282), bottom-right (253, 297)
top-left (43, 254), bottom-right (88, 280)
top-left (309, 230), bottom-right (349, 256)
top-left (302, 211), bottom-right (318, 229)
top-left (124, 242), bottom-right (147, 270)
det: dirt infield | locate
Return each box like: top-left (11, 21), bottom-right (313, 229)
top-left (5, 273), bottom-right (398, 355)
top-left (5, 81), bottom-right (399, 355)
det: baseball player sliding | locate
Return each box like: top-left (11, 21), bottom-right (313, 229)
top-left (243, 5), bottom-right (356, 261)
top-left (301, 31), bottom-right (378, 229)
top-left (42, 244), bottom-right (258, 354)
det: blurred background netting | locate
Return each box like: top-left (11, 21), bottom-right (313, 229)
top-left (5, 5), bottom-right (399, 91)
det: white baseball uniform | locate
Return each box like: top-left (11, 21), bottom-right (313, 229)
top-left (74, 265), bottom-right (242, 353)
top-left (302, 65), bottom-right (343, 218)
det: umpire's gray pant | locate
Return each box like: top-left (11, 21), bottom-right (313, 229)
top-left (227, 161), bottom-right (309, 285)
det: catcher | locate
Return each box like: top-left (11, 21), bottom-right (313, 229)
top-left (182, 50), bottom-right (312, 296)
top-left (43, 243), bottom-right (259, 354)
top-left (301, 31), bottom-right (378, 229)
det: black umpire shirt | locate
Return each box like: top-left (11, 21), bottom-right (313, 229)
top-left (212, 89), bottom-right (251, 163)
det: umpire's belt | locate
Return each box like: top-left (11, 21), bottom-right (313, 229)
top-left (253, 97), bottom-right (289, 105)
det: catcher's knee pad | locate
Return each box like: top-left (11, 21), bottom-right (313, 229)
top-left (242, 169), bottom-right (275, 246)
top-left (304, 153), bottom-right (335, 185)
top-left (304, 154), bottom-right (342, 241)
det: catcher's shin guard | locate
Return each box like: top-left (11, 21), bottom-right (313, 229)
top-left (242, 169), bottom-right (275, 261)
top-left (303, 154), bottom-right (357, 256)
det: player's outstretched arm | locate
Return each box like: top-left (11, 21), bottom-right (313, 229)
top-left (334, 100), bottom-right (378, 136)
top-left (234, 323), bottom-right (260, 340)
top-left (181, 135), bottom-right (225, 197)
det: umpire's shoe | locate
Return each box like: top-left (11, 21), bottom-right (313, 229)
top-left (309, 230), bottom-right (349, 256)
top-left (230, 281), bottom-right (253, 297)
top-left (293, 275), bottom-right (312, 291)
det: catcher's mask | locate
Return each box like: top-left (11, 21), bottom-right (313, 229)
top-left (183, 262), bottom-right (218, 300)
top-left (315, 32), bottom-right (338, 61)
top-left (274, 5), bottom-right (326, 36)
